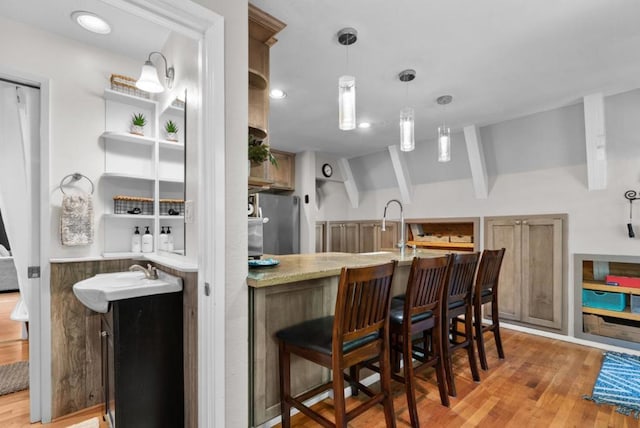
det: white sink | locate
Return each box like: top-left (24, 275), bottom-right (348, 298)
top-left (73, 269), bottom-right (183, 313)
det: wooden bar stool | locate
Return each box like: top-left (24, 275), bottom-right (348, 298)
top-left (389, 255), bottom-right (452, 427)
top-left (473, 248), bottom-right (506, 370)
top-left (277, 261), bottom-right (398, 428)
top-left (441, 252), bottom-right (480, 397)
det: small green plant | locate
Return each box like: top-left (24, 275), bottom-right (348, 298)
top-left (165, 120), bottom-right (179, 133)
top-left (131, 113), bottom-right (147, 127)
top-left (248, 134), bottom-right (277, 167)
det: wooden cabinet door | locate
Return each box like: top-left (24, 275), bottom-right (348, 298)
top-left (486, 218), bottom-right (522, 322)
top-left (359, 223), bottom-right (377, 253)
top-left (380, 222), bottom-right (398, 250)
top-left (268, 149), bottom-right (295, 190)
top-left (344, 223), bottom-right (360, 253)
top-left (328, 223), bottom-right (343, 252)
top-left (315, 223), bottom-right (325, 252)
top-left (521, 217), bottom-right (563, 329)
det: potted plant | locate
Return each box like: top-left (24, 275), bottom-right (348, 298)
top-left (165, 120), bottom-right (179, 142)
top-left (248, 134), bottom-right (278, 167)
top-left (130, 113), bottom-right (147, 136)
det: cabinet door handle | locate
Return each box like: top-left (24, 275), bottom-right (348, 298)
top-left (101, 331), bottom-right (108, 337)
top-left (515, 220), bottom-right (521, 225)
top-left (522, 220), bottom-right (528, 225)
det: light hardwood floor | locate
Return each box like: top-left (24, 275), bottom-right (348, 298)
top-left (1, 307), bottom-right (638, 427)
top-left (280, 329), bottom-right (640, 427)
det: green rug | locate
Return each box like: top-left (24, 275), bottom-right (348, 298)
top-left (0, 360), bottom-right (28, 396)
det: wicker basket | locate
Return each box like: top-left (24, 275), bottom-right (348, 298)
top-left (110, 74), bottom-right (150, 99)
top-left (113, 195), bottom-right (154, 215)
top-left (160, 199), bottom-right (185, 216)
top-left (414, 234), bottom-right (450, 243)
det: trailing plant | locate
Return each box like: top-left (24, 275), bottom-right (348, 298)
top-left (165, 120), bottom-right (179, 133)
top-left (131, 113), bottom-right (147, 127)
top-left (248, 134), bottom-right (278, 167)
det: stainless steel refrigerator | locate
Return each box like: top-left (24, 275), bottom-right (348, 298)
top-left (259, 193), bottom-right (300, 254)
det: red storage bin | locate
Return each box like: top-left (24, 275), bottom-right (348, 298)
top-left (605, 275), bottom-right (640, 288)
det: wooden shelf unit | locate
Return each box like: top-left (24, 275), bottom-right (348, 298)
top-left (575, 254), bottom-right (640, 351)
top-left (405, 217), bottom-right (479, 252)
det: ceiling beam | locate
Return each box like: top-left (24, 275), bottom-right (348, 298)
top-left (387, 145), bottom-right (413, 204)
top-left (583, 93), bottom-right (607, 190)
top-left (463, 125), bottom-right (489, 199)
top-left (339, 158), bottom-right (359, 208)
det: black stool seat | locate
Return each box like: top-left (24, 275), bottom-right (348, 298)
top-left (389, 299), bottom-right (432, 325)
top-left (276, 316), bottom-right (379, 355)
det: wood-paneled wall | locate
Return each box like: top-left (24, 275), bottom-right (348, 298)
top-left (50, 260), bottom-right (198, 427)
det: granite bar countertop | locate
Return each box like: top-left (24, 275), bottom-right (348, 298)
top-left (247, 250), bottom-right (452, 288)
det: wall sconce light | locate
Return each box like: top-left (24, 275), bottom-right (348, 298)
top-left (136, 52), bottom-right (175, 94)
top-left (437, 95), bottom-right (453, 162)
top-left (398, 69), bottom-right (416, 152)
top-left (337, 28), bottom-right (358, 131)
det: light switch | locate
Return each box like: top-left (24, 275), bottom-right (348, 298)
top-left (185, 200), bottom-right (194, 224)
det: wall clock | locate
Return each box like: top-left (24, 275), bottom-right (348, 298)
top-left (322, 163), bottom-right (333, 178)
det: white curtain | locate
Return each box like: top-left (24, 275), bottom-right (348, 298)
top-left (0, 81), bottom-right (40, 323)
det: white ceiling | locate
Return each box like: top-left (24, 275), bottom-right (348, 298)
top-left (251, 0), bottom-right (640, 158)
top-left (0, 0), bottom-right (169, 61)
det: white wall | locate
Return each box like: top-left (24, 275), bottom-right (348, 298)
top-left (317, 88), bottom-right (640, 341)
top-left (0, 16), bottom-right (143, 258)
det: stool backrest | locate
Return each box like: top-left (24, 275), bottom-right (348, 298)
top-left (333, 260), bottom-right (397, 351)
top-left (405, 255), bottom-right (451, 319)
top-left (444, 252), bottom-right (480, 306)
top-left (474, 248), bottom-right (506, 300)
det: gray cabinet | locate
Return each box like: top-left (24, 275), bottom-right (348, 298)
top-left (485, 214), bottom-right (566, 332)
top-left (315, 222), bottom-right (325, 253)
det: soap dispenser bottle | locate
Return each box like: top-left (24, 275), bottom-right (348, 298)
top-left (159, 226), bottom-right (168, 251)
top-left (166, 226), bottom-right (174, 252)
top-left (141, 226), bottom-right (153, 253)
top-left (131, 226), bottom-right (141, 253)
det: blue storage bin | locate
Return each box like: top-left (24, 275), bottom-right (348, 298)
top-left (583, 290), bottom-right (627, 312)
top-left (631, 294), bottom-right (640, 314)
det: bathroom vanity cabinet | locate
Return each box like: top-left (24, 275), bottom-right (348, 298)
top-left (101, 89), bottom-right (185, 256)
top-left (101, 291), bottom-right (184, 428)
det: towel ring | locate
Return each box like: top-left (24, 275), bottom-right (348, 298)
top-left (60, 172), bottom-right (94, 195)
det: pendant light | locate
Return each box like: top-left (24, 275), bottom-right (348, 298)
top-left (436, 95), bottom-right (453, 162)
top-left (398, 69), bottom-right (416, 152)
top-left (337, 28), bottom-right (358, 131)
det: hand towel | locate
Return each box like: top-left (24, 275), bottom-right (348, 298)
top-left (60, 194), bottom-right (94, 246)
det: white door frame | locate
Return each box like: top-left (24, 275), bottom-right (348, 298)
top-left (0, 67), bottom-right (50, 423)
top-left (102, 2), bottom-right (227, 426)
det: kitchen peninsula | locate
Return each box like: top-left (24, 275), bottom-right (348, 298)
top-left (247, 249), bottom-right (451, 426)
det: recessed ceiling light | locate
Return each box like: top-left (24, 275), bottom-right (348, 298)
top-left (71, 11), bottom-right (111, 35)
top-left (358, 122), bottom-right (371, 129)
top-left (269, 88), bottom-right (287, 99)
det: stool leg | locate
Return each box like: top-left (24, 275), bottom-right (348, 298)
top-left (433, 324), bottom-right (450, 407)
top-left (380, 337), bottom-right (397, 428)
top-left (332, 366), bottom-right (347, 427)
top-left (402, 329), bottom-right (419, 428)
top-left (475, 301), bottom-right (489, 371)
top-left (442, 315), bottom-right (456, 397)
top-left (349, 364), bottom-right (360, 396)
top-left (492, 299), bottom-right (505, 359)
top-left (465, 311), bottom-right (480, 383)
top-left (278, 341), bottom-right (292, 428)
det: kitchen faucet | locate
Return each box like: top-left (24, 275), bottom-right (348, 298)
top-left (129, 263), bottom-right (159, 280)
top-left (382, 199), bottom-right (407, 256)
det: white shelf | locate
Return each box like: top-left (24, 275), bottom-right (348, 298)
top-left (102, 131), bottom-right (155, 146)
top-left (159, 215), bottom-right (184, 220)
top-left (104, 214), bottom-right (155, 220)
top-left (104, 88), bottom-right (156, 109)
top-left (102, 172), bottom-right (155, 182)
top-left (102, 251), bottom-right (148, 259)
top-left (160, 177), bottom-right (184, 184)
top-left (159, 140), bottom-right (185, 150)
top-left (164, 104), bottom-right (184, 115)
